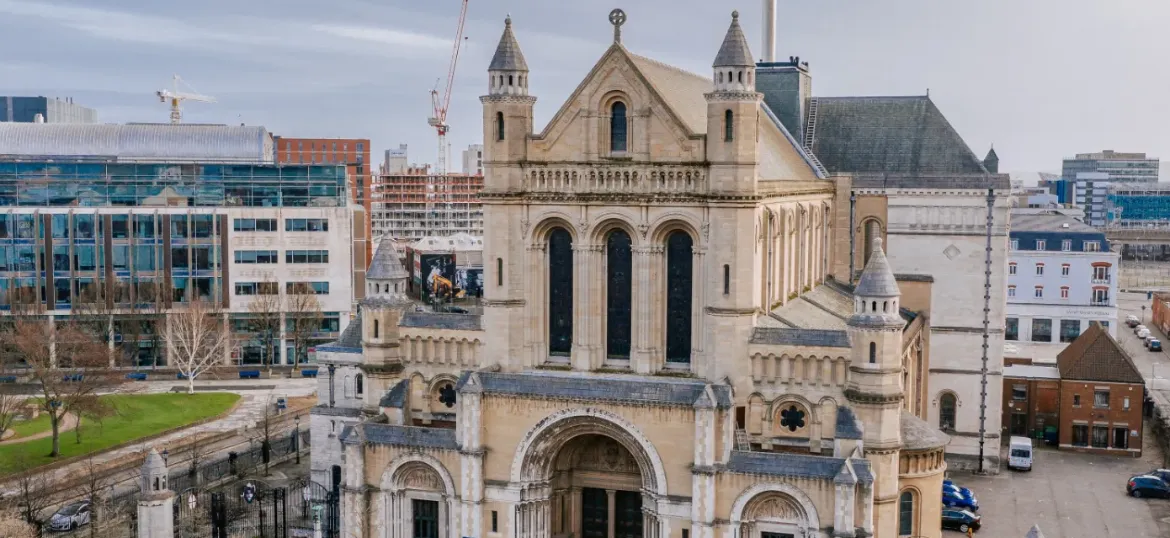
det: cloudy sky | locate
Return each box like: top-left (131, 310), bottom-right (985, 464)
top-left (1, 0), bottom-right (1167, 178)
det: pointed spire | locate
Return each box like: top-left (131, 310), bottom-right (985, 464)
top-left (713, 11), bottom-right (755, 67)
top-left (489, 16), bottom-right (528, 72)
top-left (855, 238), bottom-right (900, 298)
top-left (983, 146), bottom-right (1000, 174)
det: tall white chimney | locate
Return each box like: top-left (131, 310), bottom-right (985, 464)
top-left (33, 113), bottom-right (44, 124)
top-left (762, 0), bottom-right (776, 62)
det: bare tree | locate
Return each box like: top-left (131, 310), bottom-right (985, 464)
top-left (248, 396), bottom-right (281, 476)
top-left (71, 395), bottom-right (116, 446)
top-left (285, 283), bottom-right (323, 372)
top-left (10, 455), bottom-right (52, 525)
top-left (71, 284), bottom-right (115, 366)
top-left (0, 391), bottom-right (21, 441)
top-left (245, 280), bottom-right (282, 373)
top-left (74, 457), bottom-right (114, 538)
top-left (167, 299), bottom-right (230, 394)
top-left (8, 319), bottom-right (122, 457)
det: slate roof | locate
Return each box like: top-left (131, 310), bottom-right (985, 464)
top-left (455, 370), bottom-right (732, 409)
top-left (627, 53), bottom-right (712, 135)
top-left (1011, 212), bottom-right (1100, 234)
top-left (1025, 525), bottom-right (1046, 538)
top-left (810, 96), bottom-right (989, 176)
top-left (367, 240), bottom-right (409, 280)
top-left (361, 424), bottom-right (459, 450)
top-left (310, 405), bottom-right (362, 418)
top-left (712, 11), bottom-right (754, 67)
top-left (315, 310), bottom-right (363, 353)
top-left (835, 406), bottom-right (864, 440)
top-left (489, 17), bottom-right (528, 71)
top-left (1056, 322), bottom-right (1144, 384)
top-left (0, 123), bottom-right (272, 163)
top-left (380, 379), bottom-right (409, 408)
top-left (725, 451), bottom-right (873, 484)
top-left (400, 312), bottom-right (482, 331)
top-left (900, 411), bottom-right (950, 450)
top-left (854, 238), bottom-right (900, 298)
top-left (750, 327), bottom-right (850, 348)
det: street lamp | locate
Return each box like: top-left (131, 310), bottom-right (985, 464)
top-left (294, 415), bottom-right (301, 465)
top-left (162, 448), bottom-right (169, 466)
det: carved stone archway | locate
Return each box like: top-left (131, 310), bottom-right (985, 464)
top-left (377, 453), bottom-right (457, 538)
top-left (729, 483), bottom-right (821, 538)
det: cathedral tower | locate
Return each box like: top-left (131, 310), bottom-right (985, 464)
top-left (706, 10), bottom-right (761, 195)
top-left (481, 17), bottom-right (536, 369)
top-left (845, 237), bottom-right (905, 537)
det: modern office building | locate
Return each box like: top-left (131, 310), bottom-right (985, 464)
top-left (370, 171), bottom-right (483, 241)
top-left (382, 144), bottom-right (409, 175)
top-left (1071, 172), bottom-right (1111, 226)
top-left (461, 144), bottom-right (483, 176)
top-left (1106, 183), bottom-right (1170, 227)
top-left (1062, 150), bottom-right (1160, 184)
top-left (1, 96), bottom-right (97, 124)
top-left (1005, 211), bottom-right (1118, 346)
top-left (274, 137), bottom-right (372, 265)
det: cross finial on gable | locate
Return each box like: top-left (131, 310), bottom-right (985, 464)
top-left (609, 8), bottom-right (627, 44)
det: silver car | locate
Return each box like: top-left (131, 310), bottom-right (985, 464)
top-left (48, 500), bottom-right (90, 532)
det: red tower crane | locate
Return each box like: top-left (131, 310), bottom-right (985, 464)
top-left (428, 0), bottom-right (470, 177)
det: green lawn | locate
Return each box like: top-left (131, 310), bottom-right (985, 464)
top-left (0, 392), bottom-right (240, 475)
top-left (7, 409), bottom-right (51, 439)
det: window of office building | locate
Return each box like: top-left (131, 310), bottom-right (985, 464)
top-left (285, 219), bottom-right (329, 232)
top-left (1005, 317), bottom-right (1018, 341)
top-left (287, 282), bottom-right (329, 295)
top-left (1061, 264), bottom-right (1070, 276)
top-left (1031, 319), bottom-right (1052, 342)
top-left (233, 218), bottom-right (278, 232)
top-left (1060, 320), bottom-right (1080, 342)
top-left (1034, 286), bottom-right (1043, 298)
top-left (234, 250), bottom-right (279, 264)
top-left (285, 250), bottom-right (329, 264)
top-left (1035, 263), bottom-right (1044, 276)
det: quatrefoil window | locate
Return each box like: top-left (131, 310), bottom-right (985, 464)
top-left (779, 405), bottom-right (806, 432)
top-left (438, 384), bottom-right (457, 408)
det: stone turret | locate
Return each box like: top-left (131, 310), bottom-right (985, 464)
top-left (137, 448), bottom-right (174, 538)
top-left (706, 10), bottom-right (761, 195)
top-left (359, 241), bottom-right (412, 412)
top-left (482, 15), bottom-right (536, 194)
top-left (487, 16), bottom-right (529, 97)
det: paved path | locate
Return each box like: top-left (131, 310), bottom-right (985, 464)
top-left (0, 413), bottom-right (78, 445)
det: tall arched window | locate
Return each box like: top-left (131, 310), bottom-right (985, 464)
top-left (496, 112), bottom-right (505, 141)
top-left (355, 374), bottom-right (364, 396)
top-left (606, 230), bottom-right (632, 359)
top-left (610, 102), bottom-right (628, 153)
top-left (724, 110), bottom-right (734, 142)
top-left (939, 393), bottom-right (957, 431)
top-left (898, 491), bottom-right (914, 536)
top-left (665, 231), bottom-right (693, 363)
top-left (548, 227), bottom-right (574, 356)
top-left (869, 342), bottom-right (876, 364)
top-left (863, 220), bottom-right (881, 265)
top-left (497, 257), bottom-right (503, 286)
top-left (373, 319), bottom-right (379, 338)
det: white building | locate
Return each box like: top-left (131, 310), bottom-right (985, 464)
top-left (382, 144), bottom-right (408, 175)
top-left (1006, 211), bottom-right (1118, 346)
top-left (460, 144), bottom-right (483, 176)
top-left (1073, 172), bottom-right (1110, 226)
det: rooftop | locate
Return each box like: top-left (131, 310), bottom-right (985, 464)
top-left (1057, 322), bottom-right (1144, 384)
top-left (0, 123), bottom-right (273, 163)
top-left (456, 370), bottom-right (732, 409)
top-left (725, 451), bottom-right (873, 484)
top-left (1010, 212), bottom-right (1102, 235)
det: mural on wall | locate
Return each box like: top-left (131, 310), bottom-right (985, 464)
top-left (456, 267), bottom-right (483, 298)
top-left (416, 253), bottom-right (457, 302)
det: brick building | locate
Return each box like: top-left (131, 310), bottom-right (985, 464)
top-left (274, 137), bottom-right (372, 265)
top-left (1002, 360), bottom-right (1060, 442)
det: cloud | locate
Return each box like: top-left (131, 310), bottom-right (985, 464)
top-left (312, 24), bottom-right (453, 51)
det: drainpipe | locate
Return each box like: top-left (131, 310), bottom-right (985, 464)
top-left (849, 192), bottom-right (856, 284)
top-left (977, 187), bottom-right (995, 473)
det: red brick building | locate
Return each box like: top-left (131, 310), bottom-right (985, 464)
top-left (274, 137), bottom-right (372, 265)
top-left (1002, 322), bottom-right (1145, 456)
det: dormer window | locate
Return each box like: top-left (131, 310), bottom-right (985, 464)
top-left (610, 102), bottom-right (628, 153)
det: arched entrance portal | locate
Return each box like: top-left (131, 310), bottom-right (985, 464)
top-left (512, 411), bottom-right (666, 538)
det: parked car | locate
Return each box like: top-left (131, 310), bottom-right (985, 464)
top-left (942, 488), bottom-right (979, 511)
top-left (1135, 324), bottom-right (1148, 335)
top-left (1127, 315), bottom-right (1141, 328)
top-left (1144, 469), bottom-right (1170, 484)
top-left (943, 479), bottom-right (976, 499)
top-left (941, 508), bottom-right (981, 533)
top-left (1138, 328), bottom-right (1152, 340)
top-left (1150, 339), bottom-right (1163, 352)
top-left (1128, 475), bottom-right (1170, 498)
top-left (48, 500), bottom-right (91, 532)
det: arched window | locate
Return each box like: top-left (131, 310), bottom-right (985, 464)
top-left (724, 110), bottom-right (734, 142)
top-left (355, 374), bottom-right (363, 396)
top-left (373, 319), bottom-right (379, 338)
top-left (898, 491), bottom-right (914, 536)
top-left (496, 112), bottom-right (505, 141)
top-left (939, 393), bottom-right (957, 431)
top-left (869, 342), bottom-right (876, 364)
top-left (737, 71), bottom-right (743, 83)
top-left (666, 231), bottom-right (693, 363)
top-left (548, 227), bottom-right (574, 356)
top-left (606, 230), bottom-right (632, 359)
top-left (508, 75), bottom-right (514, 86)
top-left (610, 102), bottom-right (628, 153)
top-left (863, 219), bottom-right (881, 264)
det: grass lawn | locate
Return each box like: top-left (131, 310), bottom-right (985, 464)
top-left (0, 392), bottom-right (240, 476)
top-left (7, 410), bottom-right (52, 439)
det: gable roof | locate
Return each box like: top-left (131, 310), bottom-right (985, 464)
top-left (626, 52), bottom-right (712, 135)
top-left (1056, 322), bottom-right (1144, 384)
top-left (810, 96), bottom-right (989, 176)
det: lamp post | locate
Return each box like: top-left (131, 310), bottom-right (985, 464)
top-left (294, 415), bottom-right (301, 465)
top-left (162, 448), bottom-right (169, 466)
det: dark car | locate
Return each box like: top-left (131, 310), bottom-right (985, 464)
top-left (942, 508), bottom-right (981, 533)
top-left (1151, 339), bottom-right (1163, 352)
top-left (1145, 469), bottom-right (1170, 483)
top-left (1128, 475), bottom-right (1170, 498)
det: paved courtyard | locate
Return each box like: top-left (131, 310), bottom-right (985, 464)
top-left (952, 436), bottom-right (1170, 537)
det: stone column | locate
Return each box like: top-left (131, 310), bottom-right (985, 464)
top-left (691, 246), bottom-right (706, 374)
top-left (527, 243), bottom-right (546, 367)
top-left (859, 482), bottom-right (874, 536)
top-left (833, 481), bottom-right (856, 538)
top-left (606, 490), bottom-right (616, 538)
top-left (570, 487), bottom-right (583, 538)
top-left (632, 246), bottom-right (653, 373)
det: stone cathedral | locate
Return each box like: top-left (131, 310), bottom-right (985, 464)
top-left (311, 8), bottom-right (1010, 538)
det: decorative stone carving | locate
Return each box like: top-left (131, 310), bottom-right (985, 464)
top-left (701, 221), bottom-right (710, 242)
top-left (573, 436), bottom-right (640, 474)
top-left (746, 494), bottom-right (803, 521)
top-left (398, 465), bottom-right (443, 491)
top-left (520, 218), bottom-right (531, 238)
top-left (523, 164), bottom-right (707, 195)
top-left (637, 221), bottom-right (650, 239)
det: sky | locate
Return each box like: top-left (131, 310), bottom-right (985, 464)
top-left (1, 0), bottom-right (1168, 179)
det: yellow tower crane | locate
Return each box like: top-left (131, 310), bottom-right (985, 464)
top-left (156, 74), bottom-right (215, 124)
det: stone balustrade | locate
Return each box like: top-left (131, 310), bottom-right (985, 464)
top-left (749, 353), bottom-right (850, 387)
top-left (523, 164), bottom-right (707, 195)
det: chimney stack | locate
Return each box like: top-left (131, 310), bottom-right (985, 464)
top-left (762, 0), bottom-right (776, 62)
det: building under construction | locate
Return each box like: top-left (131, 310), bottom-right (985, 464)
top-left (371, 169), bottom-right (484, 241)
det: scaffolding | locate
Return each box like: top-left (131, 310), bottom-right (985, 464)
top-left (371, 171), bottom-right (483, 241)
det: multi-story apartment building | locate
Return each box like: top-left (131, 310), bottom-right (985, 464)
top-left (0, 124), bottom-right (364, 367)
top-left (370, 171), bottom-right (483, 241)
top-left (460, 143), bottom-right (483, 176)
top-left (274, 137), bottom-right (371, 265)
top-left (1062, 150), bottom-right (1160, 184)
top-left (1, 96), bottom-right (97, 123)
top-left (1005, 211), bottom-right (1118, 345)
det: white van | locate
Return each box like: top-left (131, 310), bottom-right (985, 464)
top-left (1138, 328), bottom-right (1152, 340)
top-left (1009, 436), bottom-right (1033, 471)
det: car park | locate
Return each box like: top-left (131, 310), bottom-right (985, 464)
top-left (941, 508), bottom-right (981, 533)
top-left (943, 488), bottom-right (979, 511)
top-left (943, 479), bottom-right (976, 499)
top-left (1127, 475), bottom-right (1170, 499)
top-left (48, 500), bottom-right (91, 532)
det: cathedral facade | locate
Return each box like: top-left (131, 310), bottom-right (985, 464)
top-left (309, 8), bottom-right (1009, 538)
